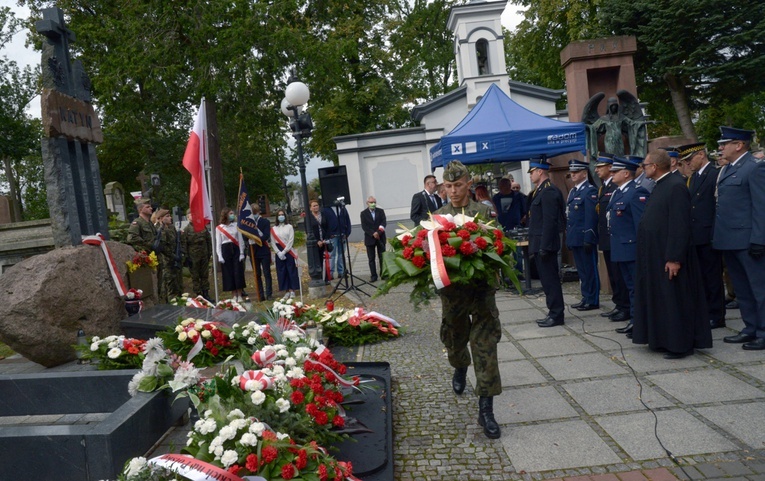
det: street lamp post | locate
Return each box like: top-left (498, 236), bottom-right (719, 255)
top-left (282, 74), bottom-right (323, 284)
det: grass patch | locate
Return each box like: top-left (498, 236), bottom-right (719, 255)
top-left (0, 341), bottom-right (15, 360)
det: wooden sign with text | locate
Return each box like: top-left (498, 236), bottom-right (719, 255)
top-left (41, 88), bottom-right (104, 144)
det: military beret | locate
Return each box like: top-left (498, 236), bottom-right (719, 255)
top-left (134, 198), bottom-right (150, 207)
top-left (677, 142), bottom-right (706, 161)
top-left (155, 208), bottom-right (170, 219)
top-left (443, 160), bottom-right (470, 182)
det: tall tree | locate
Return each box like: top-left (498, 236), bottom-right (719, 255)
top-left (598, 0), bottom-right (765, 141)
top-left (1, 6), bottom-right (44, 220)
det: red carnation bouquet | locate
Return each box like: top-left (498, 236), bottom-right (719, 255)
top-left (377, 212), bottom-right (521, 308)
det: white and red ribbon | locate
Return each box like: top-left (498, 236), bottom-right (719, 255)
top-left (82, 233), bottom-right (127, 296)
top-left (426, 215), bottom-right (452, 289)
top-left (323, 250), bottom-right (332, 281)
top-left (251, 346), bottom-right (276, 366)
top-left (148, 453), bottom-right (258, 481)
top-left (239, 370), bottom-right (274, 390)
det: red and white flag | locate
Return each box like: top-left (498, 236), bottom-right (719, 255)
top-left (182, 98), bottom-right (212, 232)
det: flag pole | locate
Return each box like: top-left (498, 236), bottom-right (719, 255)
top-left (202, 97), bottom-right (220, 303)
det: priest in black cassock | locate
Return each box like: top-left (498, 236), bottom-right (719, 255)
top-left (632, 149), bottom-right (712, 359)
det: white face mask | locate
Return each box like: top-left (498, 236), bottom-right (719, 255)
top-left (278, 215), bottom-right (286, 222)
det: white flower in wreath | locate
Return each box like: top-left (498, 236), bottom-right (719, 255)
top-left (277, 348), bottom-right (289, 358)
top-left (276, 431), bottom-right (290, 441)
top-left (240, 432), bottom-right (258, 446)
top-left (283, 330), bottom-right (301, 343)
top-left (221, 450), bottom-right (238, 468)
top-left (249, 421), bottom-right (266, 436)
top-left (227, 409), bottom-right (244, 420)
top-left (128, 371), bottom-right (147, 397)
top-left (247, 336), bottom-right (259, 345)
top-left (284, 357), bottom-right (297, 368)
top-left (107, 347), bottom-right (122, 359)
top-left (286, 367), bottom-right (305, 379)
top-left (125, 457), bottom-right (147, 477)
top-left (229, 418), bottom-right (247, 431)
top-left (294, 347), bottom-right (312, 360)
top-left (275, 398), bottom-right (290, 413)
top-left (195, 418), bottom-right (217, 435)
top-left (201, 329), bottom-right (212, 339)
top-left (219, 425), bottom-right (237, 441)
top-left (251, 390), bottom-right (266, 405)
top-left (90, 342), bottom-right (100, 352)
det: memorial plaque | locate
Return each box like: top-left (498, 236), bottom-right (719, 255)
top-left (121, 304), bottom-right (266, 339)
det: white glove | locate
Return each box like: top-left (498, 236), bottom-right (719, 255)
top-left (278, 252), bottom-right (286, 260)
top-left (219, 258), bottom-right (225, 264)
top-left (239, 254), bottom-right (245, 261)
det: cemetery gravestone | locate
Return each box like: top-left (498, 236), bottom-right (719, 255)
top-left (104, 181), bottom-right (127, 221)
top-left (36, 7), bottom-right (110, 247)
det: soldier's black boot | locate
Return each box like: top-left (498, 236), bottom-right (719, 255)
top-left (478, 396), bottom-right (501, 439)
top-left (452, 367), bottom-right (468, 395)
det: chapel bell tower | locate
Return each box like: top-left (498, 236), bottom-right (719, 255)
top-left (448, 0), bottom-right (511, 109)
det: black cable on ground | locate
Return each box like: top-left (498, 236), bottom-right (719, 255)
top-left (565, 305), bottom-right (693, 479)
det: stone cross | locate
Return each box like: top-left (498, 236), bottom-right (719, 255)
top-left (36, 7), bottom-right (109, 247)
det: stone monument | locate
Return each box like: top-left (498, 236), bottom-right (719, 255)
top-left (104, 181), bottom-right (127, 221)
top-left (36, 7), bottom-right (110, 247)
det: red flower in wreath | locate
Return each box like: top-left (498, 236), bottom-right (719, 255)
top-left (261, 445), bottom-right (278, 463)
top-left (412, 238), bottom-right (423, 249)
top-left (441, 245), bottom-right (457, 257)
top-left (412, 255), bottom-right (426, 268)
top-left (474, 236), bottom-right (488, 250)
top-left (457, 229), bottom-right (471, 240)
top-left (246, 454), bottom-right (259, 471)
top-left (459, 242), bottom-right (476, 255)
top-left (493, 229), bottom-right (504, 240)
top-left (416, 229), bottom-right (429, 239)
top-left (494, 239), bottom-right (504, 255)
top-left (401, 234), bottom-right (412, 246)
top-left (402, 246), bottom-right (414, 260)
top-left (438, 231), bottom-right (450, 243)
top-left (281, 463), bottom-right (296, 480)
top-left (465, 221), bottom-right (479, 232)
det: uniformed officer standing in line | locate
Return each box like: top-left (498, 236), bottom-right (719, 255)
top-left (666, 149), bottom-right (687, 180)
top-left (436, 160), bottom-right (502, 439)
top-left (678, 142), bottom-right (726, 329)
top-left (608, 156), bottom-right (650, 337)
top-left (182, 209), bottom-right (212, 301)
top-left (127, 198), bottom-right (157, 253)
top-left (714, 126), bottom-right (765, 351)
top-left (156, 208), bottom-right (182, 303)
top-left (527, 159), bottom-right (566, 328)
top-left (595, 153), bottom-right (631, 322)
top-left (566, 159), bottom-right (600, 311)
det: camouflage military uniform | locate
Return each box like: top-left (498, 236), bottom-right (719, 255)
top-left (157, 225), bottom-right (182, 302)
top-left (436, 199), bottom-right (502, 397)
top-left (126, 217), bottom-right (157, 253)
top-left (182, 223), bottom-right (211, 295)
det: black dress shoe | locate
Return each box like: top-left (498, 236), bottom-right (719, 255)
top-left (626, 332), bottom-right (633, 339)
top-left (609, 311), bottom-right (631, 322)
top-left (742, 338), bottom-right (765, 351)
top-left (615, 324), bottom-right (633, 334)
top-left (536, 316), bottom-right (553, 325)
top-left (575, 303), bottom-right (600, 311)
top-left (601, 308), bottom-right (619, 318)
top-left (571, 300), bottom-right (585, 309)
top-left (709, 319), bottom-right (726, 329)
top-left (538, 318), bottom-right (564, 328)
top-left (724, 332), bottom-right (756, 343)
top-left (725, 299), bottom-right (739, 309)
top-left (663, 349), bottom-right (694, 359)
top-left (370, 276), bottom-right (378, 282)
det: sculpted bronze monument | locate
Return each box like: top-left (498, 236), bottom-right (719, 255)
top-left (582, 90), bottom-right (647, 161)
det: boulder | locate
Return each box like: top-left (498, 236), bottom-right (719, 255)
top-left (0, 241), bottom-right (156, 367)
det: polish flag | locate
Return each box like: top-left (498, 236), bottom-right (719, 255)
top-left (182, 99), bottom-right (212, 232)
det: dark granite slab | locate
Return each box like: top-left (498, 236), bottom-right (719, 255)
top-left (0, 370), bottom-right (187, 480)
top-left (334, 362), bottom-right (393, 481)
top-left (121, 304), bottom-right (265, 339)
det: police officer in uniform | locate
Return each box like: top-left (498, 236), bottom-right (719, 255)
top-left (608, 156), bottom-right (651, 337)
top-left (595, 153), bottom-right (631, 322)
top-left (714, 126), bottom-right (765, 351)
top-left (182, 209), bottom-right (212, 300)
top-left (566, 159), bottom-right (600, 310)
top-left (436, 160), bottom-right (502, 439)
top-left (127, 198), bottom-right (157, 253)
top-left (527, 159), bottom-right (566, 328)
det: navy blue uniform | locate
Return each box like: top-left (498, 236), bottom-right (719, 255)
top-left (607, 180), bottom-right (650, 317)
top-left (598, 179), bottom-right (630, 313)
top-left (566, 182), bottom-right (599, 306)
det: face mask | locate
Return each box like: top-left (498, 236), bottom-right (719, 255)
top-left (228, 214), bottom-right (235, 222)
top-left (278, 215), bottom-right (286, 222)
top-left (368, 203), bottom-right (376, 209)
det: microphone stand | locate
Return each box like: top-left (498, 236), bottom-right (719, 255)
top-left (327, 202), bottom-right (373, 305)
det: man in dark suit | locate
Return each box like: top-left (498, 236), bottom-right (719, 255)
top-left (595, 153), bottom-right (631, 322)
top-left (714, 126), bottom-right (765, 351)
top-left (323, 203), bottom-right (352, 279)
top-left (249, 203), bottom-right (272, 301)
top-left (607, 156), bottom-right (651, 337)
top-left (679, 142), bottom-right (726, 329)
top-left (566, 159), bottom-right (600, 311)
top-left (410, 174), bottom-right (442, 226)
top-left (632, 150), bottom-right (712, 359)
top-left (527, 160), bottom-right (566, 327)
top-left (360, 196), bottom-right (387, 282)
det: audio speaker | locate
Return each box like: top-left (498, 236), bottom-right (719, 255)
top-left (318, 166), bottom-right (351, 207)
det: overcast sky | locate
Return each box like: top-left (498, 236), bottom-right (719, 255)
top-left (1, 0), bottom-right (524, 182)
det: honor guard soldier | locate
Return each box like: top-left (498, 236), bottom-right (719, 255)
top-left (436, 160), bottom-right (502, 439)
top-left (566, 159), bottom-right (600, 311)
top-left (607, 156), bottom-right (650, 337)
top-left (127, 198), bottom-right (157, 253)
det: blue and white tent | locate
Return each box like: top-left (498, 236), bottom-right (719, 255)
top-left (429, 84), bottom-right (586, 170)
